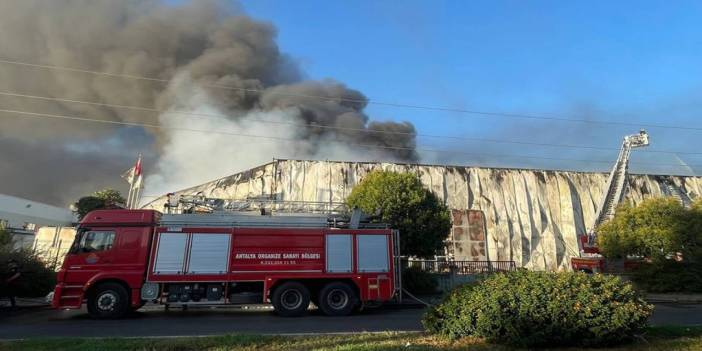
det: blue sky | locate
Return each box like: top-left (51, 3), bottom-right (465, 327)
top-left (240, 0), bottom-right (702, 174)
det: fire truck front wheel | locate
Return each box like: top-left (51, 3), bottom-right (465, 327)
top-left (87, 282), bottom-right (130, 319)
top-left (271, 281), bottom-right (310, 317)
top-left (318, 282), bottom-right (357, 316)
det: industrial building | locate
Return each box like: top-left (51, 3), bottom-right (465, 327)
top-left (0, 194), bottom-right (75, 250)
top-left (145, 159), bottom-right (701, 271)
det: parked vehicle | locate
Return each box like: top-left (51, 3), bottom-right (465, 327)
top-left (52, 208), bottom-right (399, 318)
top-left (571, 235), bottom-right (642, 273)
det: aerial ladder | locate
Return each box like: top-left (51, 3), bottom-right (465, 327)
top-left (572, 130), bottom-right (649, 272)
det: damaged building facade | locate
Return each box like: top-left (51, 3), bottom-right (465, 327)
top-left (145, 159), bottom-right (701, 271)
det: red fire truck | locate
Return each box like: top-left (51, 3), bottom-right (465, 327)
top-left (52, 208), bottom-right (400, 318)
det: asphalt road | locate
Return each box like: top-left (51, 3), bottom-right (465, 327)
top-left (0, 305), bottom-right (425, 339)
top-left (0, 303), bottom-right (700, 340)
top-left (650, 304), bottom-right (702, 326)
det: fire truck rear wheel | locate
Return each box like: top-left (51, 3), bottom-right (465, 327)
top-left (318, 282), bottom-right (356, 316)
top-left (272, 281), bottom-right (310, 317)
top-left (87, 282), bottom-right (130, 319)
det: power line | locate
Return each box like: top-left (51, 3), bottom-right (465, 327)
top-left (1, 58), bottom-right (701, 132)
top-left (1, 107), bottom-right (699, 170)
top-left (1, 90), bottom-right (700, 156)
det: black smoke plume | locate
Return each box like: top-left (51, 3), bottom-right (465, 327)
top-left (0, 0), bottom-right (417, 205)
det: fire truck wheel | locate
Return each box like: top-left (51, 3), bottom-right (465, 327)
top-left (87, 282), bottom-right (130, 319)
top-left (318, 282), bottom-right (356, 316)
top-left (272, 281), bottom-right (310, 317)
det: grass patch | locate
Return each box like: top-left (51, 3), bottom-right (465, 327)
top-left (1, 327), bottom-right (701, 351)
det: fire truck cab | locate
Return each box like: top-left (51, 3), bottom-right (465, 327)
top-left (52, 209), bottom-right (399, 319)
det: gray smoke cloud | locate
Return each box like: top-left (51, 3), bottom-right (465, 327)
top-left (0, 0), bottom-right (417, 206)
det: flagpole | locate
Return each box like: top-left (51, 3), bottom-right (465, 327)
top-left (121, 154), bottom-right (142, 209)
top-left (133, 184), bottom-right (141, 209)
top-left (132, 154), bottom-right (143, 209)
top-left (126, 181), bottom-right (134, 209)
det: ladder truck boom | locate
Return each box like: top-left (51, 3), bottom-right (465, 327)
top-left (573, 130), bottom-right (649, 271)
top-left (588, 130), bottom-right (649, 239)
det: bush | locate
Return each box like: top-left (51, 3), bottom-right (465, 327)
top-left (423, 270), bottom-right (652, 347)
top-left (0, 248), bottom-right (57, 298)
top-left (0, 229), bottom-right (12, 247)
top-left (402, 266), bottom-right (438, 294)
top-left (632, 261), bottom-right (702, 293)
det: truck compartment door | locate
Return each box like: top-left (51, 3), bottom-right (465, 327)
top-left (187, 233), bottom-right (230, 274)
top-left (153, 232), bottom-right (188, 274)
top-left (325, 234), bottom-right (352, 273)
top-left (356, 235), bottom-right (389, 273)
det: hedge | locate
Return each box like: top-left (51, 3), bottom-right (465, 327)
top-left (402, 265), bottom-right (438, 294)
top-left (0, 248), bottom-right (57, 298)
top-left (423, 270), bottom-right (652, 347)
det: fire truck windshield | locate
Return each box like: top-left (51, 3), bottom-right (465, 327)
top-left (67, 228), bottom-right (87, 254)
top-left (69, 228), bottom-right (116, 254)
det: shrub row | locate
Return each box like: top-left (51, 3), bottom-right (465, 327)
top-left (423, 270), bottom-right (652, 347)
top-left (0, 248), bottom-right (57, 298)
top-left (401, 265), bottom-right (438, 294)
top-left (632, 261), bottom-right (702, 293)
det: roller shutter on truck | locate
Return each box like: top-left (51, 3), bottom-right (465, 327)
top-left (153, 233), bottom-right (188, 274)
top-left (356, 235), bottom-right (389, 273)
top-left (325, 234), bottom-right (353, 273)
top-left (152, 232), bottom-right (231, 275)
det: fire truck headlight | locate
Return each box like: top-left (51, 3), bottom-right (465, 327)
top-left (141, 283), bottom-right (160, 300)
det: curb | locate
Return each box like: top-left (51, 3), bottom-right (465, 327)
top-left (380, 303), bottom-right (427, 310)
top-left (646, 298), bottom-right (702, 304)
top-left (644, 294), bottom-right (702, 304)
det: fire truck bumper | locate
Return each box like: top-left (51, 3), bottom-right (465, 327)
top-left (52, 283), bottom-right (84, 309)
top-left (51, 284), bottom-right (61, 308)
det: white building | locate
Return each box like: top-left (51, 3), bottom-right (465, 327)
top-left (144, 159), bottom-right (701, 271)
top-left (33, 226), bottom-right (77, 269)
top-left (0, 194), bottom-right (76, 250)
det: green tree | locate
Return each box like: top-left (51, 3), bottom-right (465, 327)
top-left (346, 171), bottom-right (451, 258)
top-left (0, 227), bottom-right (12, 248)
top-left (597, 197), bottom-right (688, 261)
top-left (676, 198), bottom-right (702, 264)
top-left (74, 189), bottom-right (126, 220)
top-left (93, 189), bottom-right (126, 206)
top-left (597, 197), bottom-right (702, 293)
